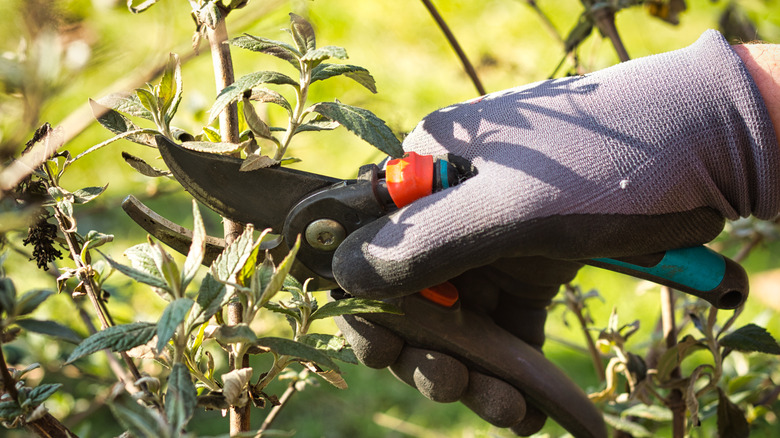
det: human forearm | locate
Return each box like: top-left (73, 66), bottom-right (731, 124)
top-left (733, 43), bottom-right (780, 144)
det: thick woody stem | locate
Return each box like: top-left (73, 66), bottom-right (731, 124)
top-left (205, 9), bottom-right (250, 434)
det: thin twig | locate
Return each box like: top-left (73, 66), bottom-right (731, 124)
top-left (589, 6), bottom-right (630, 62)
top-left (420, 0), bottom-right (486, 96)
top-left (563, 285), bottom-right (606, 382)
top-left (255, 370), bottom-right (307, 436)
top-left (660, 286), bottom-right (685, 438)
top-left (205, 7), bottom-right (250, 434)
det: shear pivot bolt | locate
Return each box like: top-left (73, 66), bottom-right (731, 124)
top-left (305, 219), bottom-right (346, 251)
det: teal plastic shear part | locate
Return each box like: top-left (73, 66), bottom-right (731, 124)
top-left (593, 246), bottom-right (725, 292)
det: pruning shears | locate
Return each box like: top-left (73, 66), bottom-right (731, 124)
top-left (122, 135), bottom-right (748, 438)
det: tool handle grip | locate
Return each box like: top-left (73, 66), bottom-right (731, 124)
top-left (585, 246), bottom-right (748, 309)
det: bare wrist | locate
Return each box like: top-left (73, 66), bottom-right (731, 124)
top-left (733, 43), bottom-right (780, 144)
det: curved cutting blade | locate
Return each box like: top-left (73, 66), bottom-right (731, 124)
top-left (156, 135), bottom-right (341, 233)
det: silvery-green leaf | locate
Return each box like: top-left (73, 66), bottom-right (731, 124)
top-left (310, 101), bottom-right (403, 158)
top-left (66, 322), bottom-right (157, 363)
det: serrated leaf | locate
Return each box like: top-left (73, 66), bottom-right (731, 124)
top-left (289, 13), bottom-right (316, 55)
top-left (263, 302), bottom-right (300, 322)
top-left (255, 336), bottom-right (339, 372)
top-left (98, 93), bottom-right (154, 120)
top-left (310, 101), bottom-right (403, 158)
top-left (122, 152), bottom-right (171, 177)
top-left (246, 87), bottom-right (292, 114)
top-left (297, 333), bottom-right (358, 364)
top-left (214, 323), bottom-right (257, 344)
top-left (124, 244), bottom-right (164, 279)
top-left (620, 403), bottom-right (673, 421)
top-left (90, 99), bottom-right (155, 146)
top-left (656, 335), bottom-right (704, 381)
top-left (15, 319), bottom-right (82, 344)
top-left (182, 201), bottom-right (205, 291)
top-left (15, 289), bottom-right (54, 316)
top-left (310, 297), bottom-right (402, 322)
top-left (101, 251), bottom-right (171, 293)
top-left (157, 298), bottom-right (194, 352)
top-left (311, 64), bottom-right (377, 93)
top-left (717, 387), bottom-right (749, 438)
top-left (166, 363), bottom-right (196, 432)
top-left (28, 383), bottom-right (62, 405)
top-left (222, 368), bottom-right (252, 407)
top-left (720, 323), bottom-right (780, 354)
top-left (66, 322), bottom-right (157, 363)
top-left (210, 72), bottom-right (299, 124)
top-left (187, 273), bottom-right (228, 329)
top-left (301, 46), bottom-right (347, 64)
top-left (295, 116), bottom-right (340, 134)
top-left (240, 154), bottom-right (278, 171)
top-left (180, 140), bottom-right (243, 154)
top-left (72, 185), bottom-right (108, 204)
top-left (230, 35), bottom-right (301, 67)
top-left (147, 239), bottom-right (181, 298)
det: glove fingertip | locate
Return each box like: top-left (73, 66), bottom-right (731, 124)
top-left (334, 314), bottom-right (403, 369)
top-left (389, 347), bottom-right (468, 403)
top-left (509, 405), bottom-right (548, 437)
top-left (461, 371), bottom-right (526, 428)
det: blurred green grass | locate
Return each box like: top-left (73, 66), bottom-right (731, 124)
top-left (2, 0), bottom-right (780, 436)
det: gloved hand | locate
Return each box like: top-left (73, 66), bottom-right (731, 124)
top-left (332, 30), bottom-right (780, 436)
top-left (334, 256), bottom-right (585, 435)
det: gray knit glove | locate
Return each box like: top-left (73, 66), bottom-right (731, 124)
top-left (333, 30), bottom-right (779, 435)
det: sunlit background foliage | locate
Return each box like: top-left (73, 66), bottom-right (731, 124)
top-left (1, 0), bottom-right (779, 436)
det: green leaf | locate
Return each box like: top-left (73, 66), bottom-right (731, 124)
top-left (656, 335), bottom-right (704, 380)
top-left (15, 289), bottom-right (54, 316)
top-left (0, 278), bottom-right (16, 316)
top-left (301, 46), bottom-right (347, 64)
top-left (288, 13), bottom-right (316, 55)
top-left (166, 363), bottom-right (197, 433)
top-left (66, 322), bottom-right (157, 364)
top-left (720, 323), bottom-right (780, 355)
top-left (108, 389), bottom-right (167, 438)
top-left (122, 152), bottom-right (171, 177)
top-left (124, 244), bottom-right (165, 282)
top-left (242, 98), bottom-right (272, 140)
top-left (297, 333), bottom-right (358, 364)
top-left (160, 53), bottom-right (182, 125)
top-left (15, 319), bottom-right (82, 344)
top-left (717, 387), bottom-right (749, 438)
top-left (0, 400), bottom-right (22, 420)
top-left (211, 227), bottom-right (259, 282)
top-left (620, 403), bottom-right (673, 421)
top-left (239, 154), bottom-right (278, 171)
top-left (148, 240), bottom-right (181, 298)
top-left (214, 323), bottom-right (257, 344)
top-left (72, 185), bottom-right (108, 204)
top-left (246, 87), bottom-right (292, 115)
top-left (230, 35), bottom-right (301, 68)
top-left (310, 297), bottom-right (402, 322)
top-left (135, 88), bottom-right (159, 118)
top-left (28, 383), bottom-right (62, 405)
top-left (309, 101), bottom-right (403, 158)
top-left (89, 99), bottom-right (155, 146)
top-left (311, 64), bottom-right (377, 93)
top-left (563, 13), bottom-right (594, 53)
top-left (294, 115), bottom-right (340, 134)
top-left (187, 273), bottom-right (228, 329)
top-left (603, 413), bottom-right (653, 437)
top-left (263, 302), bottom-right (300, 322)
top-left (257, 237), bottom-right (300, 308)
top-left (209, 72), bottom-right (298, 124)
top-left (101, 251), bottom-right (173, 296)
top-left (157, 298), bottom-right (194, 352)
top-left (127, 0), bottom-right (160, 14)
top-left (256, 337), bottom-right (339, 372)
top-left (97, 93), bottom-right (154, 120)
top-left (182, 201), bottom-right (205, 292)
top-left (179, 140), bottom-right (243, 154)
